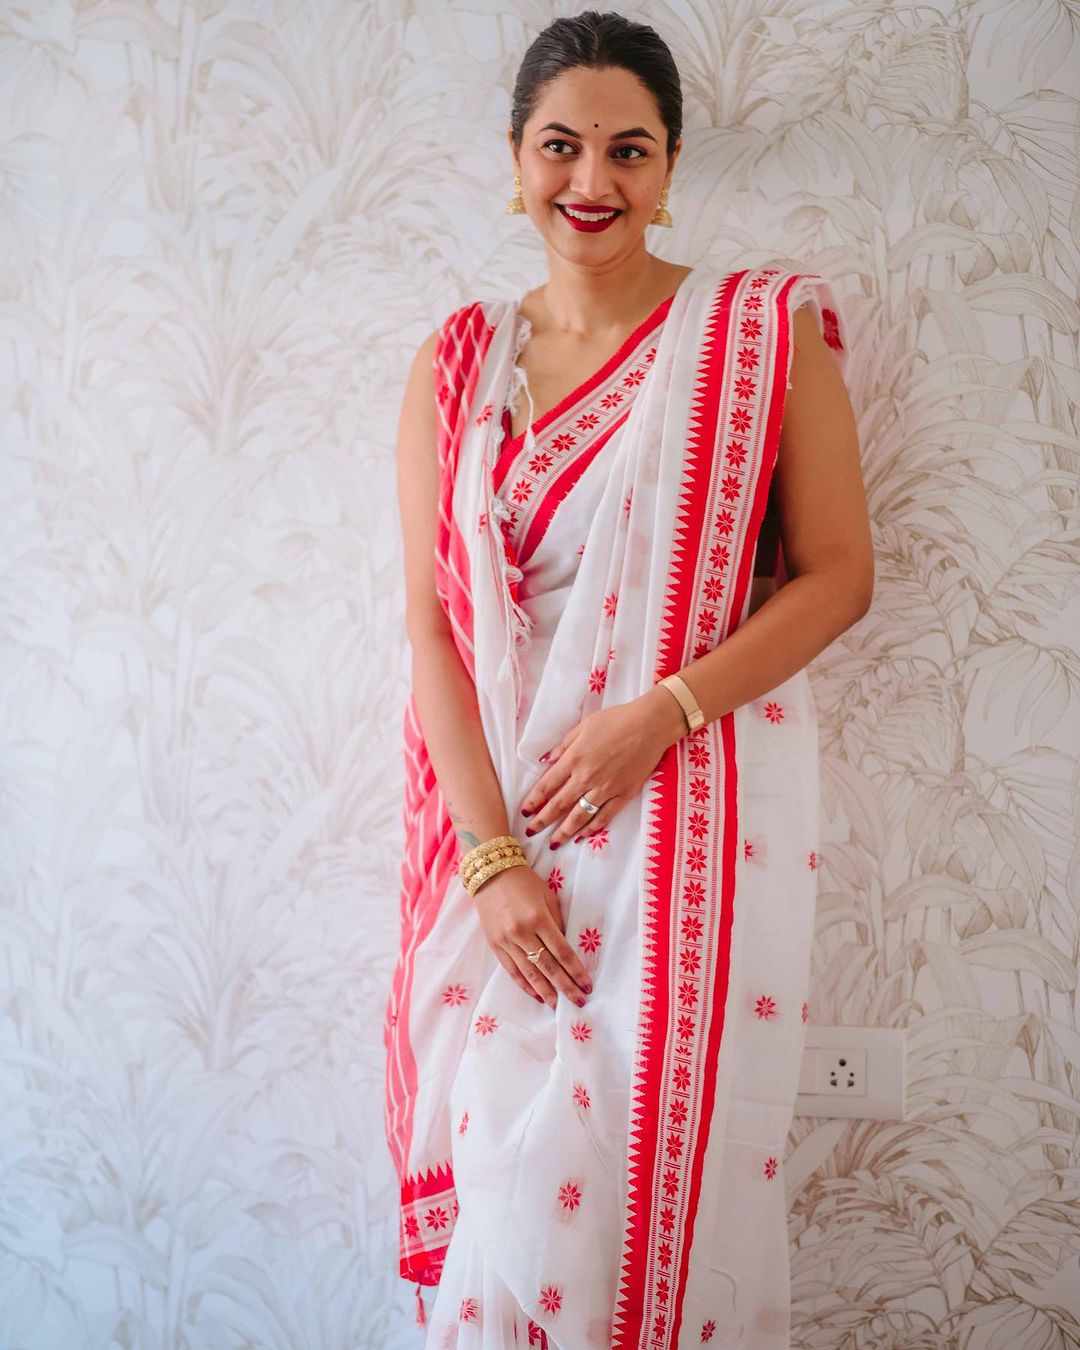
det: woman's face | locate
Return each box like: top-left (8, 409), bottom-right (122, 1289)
top-left (508, 65), bottom-right (679, 259)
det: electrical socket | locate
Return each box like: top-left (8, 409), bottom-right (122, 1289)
top-left (794, 1026), bottom-right (906, 1121)
top-left (815, 1047), bottom-right (867, 1096)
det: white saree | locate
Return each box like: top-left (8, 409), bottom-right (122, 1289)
top-left (384, 263), bottom-right (849, 1348)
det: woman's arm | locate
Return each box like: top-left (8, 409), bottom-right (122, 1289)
top-left (511, 298), bottom-right (869, 854)
top-left (639, 302), bottom-right (874, 744)
top-left (397, 329), bottom-right (512, 852)
top-left (397, 330), bottom-right (592, 1011)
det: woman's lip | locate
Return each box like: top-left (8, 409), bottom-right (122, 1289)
top-left (555, 203), bottom-right (623, 232)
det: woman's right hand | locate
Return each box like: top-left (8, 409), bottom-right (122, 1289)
top-left (472, 863), bottom-right (593, 1011)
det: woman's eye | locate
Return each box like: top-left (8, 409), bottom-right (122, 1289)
top-left (541, 139), bottom-right (646, 160)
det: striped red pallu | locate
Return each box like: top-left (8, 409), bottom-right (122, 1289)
top-left (383, 264), bottom-right (848, 1348)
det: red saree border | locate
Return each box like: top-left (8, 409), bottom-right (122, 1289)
top-left (612, 267), bottom-right (796, 1348)
top-left (496, 289), bottom-right (676, 478)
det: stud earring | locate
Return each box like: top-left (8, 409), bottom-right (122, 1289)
top-left (506, 173), bottom-right (526, 215)
top-left (649, 186), bottom-right (673, 227)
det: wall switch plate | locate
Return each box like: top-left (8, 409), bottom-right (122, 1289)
top-left (794, 1026), bottom-right (906, 1121)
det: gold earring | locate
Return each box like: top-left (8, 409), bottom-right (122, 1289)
top-left (506, 173), bottom-right (526, 215)
top-left (649, 186), bottom-right (673, 227)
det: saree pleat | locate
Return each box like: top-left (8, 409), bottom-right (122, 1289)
top-left (384, 264), bottom-right (848, 1348)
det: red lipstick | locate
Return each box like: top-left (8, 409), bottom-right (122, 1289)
top-left (555, 203), bottom-right (623, 233)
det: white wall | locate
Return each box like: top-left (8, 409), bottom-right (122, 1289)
top-left (2, 1), bottom-right (1078, 1346)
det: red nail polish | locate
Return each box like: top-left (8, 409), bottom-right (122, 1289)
top-left (574, 836), bottom-right (583, 844)
top-left (550, 840), bottom-right (560, 850)
top-left (524, 828), bottom-right (535, 837)
top-left (521, 808), bottom-right (533, 818)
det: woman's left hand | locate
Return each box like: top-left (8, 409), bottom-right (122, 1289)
top-left (519, 690), bottom-right (685, 848)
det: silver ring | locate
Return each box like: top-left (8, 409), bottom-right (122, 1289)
top-left (577, 794), bottom-right (600, 816)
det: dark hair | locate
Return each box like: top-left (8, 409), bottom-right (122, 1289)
top-left (509, 10), bottom-right (682, 158)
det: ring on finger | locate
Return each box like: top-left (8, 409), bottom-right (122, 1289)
top-left (577, 792), bottom-right (601, 816)
top-left (525, 946), bottom-right (546, 964)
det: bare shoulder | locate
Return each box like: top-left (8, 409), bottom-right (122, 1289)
top-left (396, 324), bottom-right (448, 641)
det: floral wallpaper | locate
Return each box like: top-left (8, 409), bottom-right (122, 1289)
top-left (1, 0), bottom-right (1078, 1346)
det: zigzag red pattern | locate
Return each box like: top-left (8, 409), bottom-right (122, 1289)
top-left (611, 268), bottom-right (792, 1346)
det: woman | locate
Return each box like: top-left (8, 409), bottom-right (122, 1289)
top-left (384, 11), bottom-right (872, 1348)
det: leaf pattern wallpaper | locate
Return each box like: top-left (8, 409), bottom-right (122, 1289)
top-left (1, 0), bottom-right (1078, 1346)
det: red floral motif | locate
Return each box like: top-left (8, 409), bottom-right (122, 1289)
top-left (808, 849), bottom-right (818, 870)
top-left (755, 994), bottom-right (778, 1020)
top-left (645, 346), bottom-right (657, 363)
top-left (740, 316), bottom-right (763, 339)
top-left (436, 380), bottom-right (450, 405)
top-left (474, 1012), bottom-right (499, 1036)
top-left (458, 1111), bottom-right (469, 1134)
top-left (696, 608), bottom-right (718, 636)
top-left (607, 646), bottom-right (616, 662)
top-left (703, 575), bottom-right (725, 603)
top-left (623, 367), bottom-right (646, 387)
top-left (763, 1156), bottom-right (779, 1179)
top-left (734, 374), bottom-right (756, 398)
top-left (719, 472), bottom-right (742, 502)
top-left (603, 591), bottom-right (618, 617)
top-left (802, 1000), bottom-right (809, 1023)
top-left (750, 273), bottom-right (772, 288)
top-left (744, 837), bottom-right (755, 860)
top-left (685, 845), bottom-right (707, 874)
top-left (821, 307), bottom-right (843, 350)
top-left (677, 979), bottom-right (699, 1008)
top-left (425, 1205), bottom-right (450, 1231)
top-left (687, 809), bottom-right (710, 841)
top-left (575, 411), bottom-right (601, 431)
top-left (528, 450), bottom-right (555, 475)
top-left (729, 406), bottom-right (751, 434)
top-left (578, 926), bottom-right (603, 954)
top-left (572, 1082), bottom-right (591, 1110)
top-left (527, 1321), bottom-right (548, 1347)
top-left (744, 292), bottom-right (763, 310)
top-left (576, 542), bottom-right (586, 556)
top-left (668, 1099), bottom-right (688, 1127)
top-left (441, 983), bottom-right (469, 1007)
top-left (585, 827), bottom-right (609, 853)
top-left (600, 390), bottom-right (624, 409)
top-left (547, 866), bottom-right (564, 894)
top-left (736, 344), bottom-right (760, 371)
top-left (623, 490), bottom-right (633, 517)
top-left (658, 1238), bottom-right (673, 1268)
top-left (510, 478), bottom-right (532, 505)
top-left (478, 511), bottom-right (488, 533)
top-left (659, 1205), bottom-right (676, 1234)
top-left (653, 1313), bottom-right (667, 1339)
top-left (701, 1319), bottom-right (717, 1342)
top-left (552, 432), bottom-right (576, 451)
top-left (539, 1284), bottom-right (563, 1315)
top-left (681, 914), bottom-right (704, 942)
top-left (558, 1181), bottom-right (583, 1211)
top-left (679, 946), bottom-right (702, 976)
top-left (460, 1297), bottom-right (479, 1321)
top-left (662, 1166), bottom-right (679, 1198)
top-left (689, 776), bottom-right (710, 804)
top-left (404, 1214), bottom-right (420, 1237)
top-left (688, 740), bottom-right (711, 769)
top-left (570, 1020), bottom-right (592, 1042)
top-left (474, 402), bottom-right (493, 425)
top-left (713, 507), bottom-right (735, 535)
top-left (725, 440), bottom-right (748, 468)
top-left (763, 701), bottom-right (785, 723)
top-left (676, 1013), bottom-right (695, 1042)
top-left (707, 545), bottom-right (732, 577)
top-left (588, 666), bottom-right (607, 693)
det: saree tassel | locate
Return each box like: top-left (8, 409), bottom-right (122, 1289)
top-left (414, 1282), bottom-right (427, 1326)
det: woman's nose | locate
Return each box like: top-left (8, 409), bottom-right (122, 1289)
top-left (569, 153), bottom-right (616, 200)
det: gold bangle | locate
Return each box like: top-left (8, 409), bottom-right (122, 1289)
top-left (459, 835), bottom-right (526, 883)
top-left (466, 853), bottom-right (529, 898)
top-left (657, 673), bottom-right (705, 733)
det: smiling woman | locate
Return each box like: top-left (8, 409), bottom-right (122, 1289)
top-left (383, 10), bottom-right (871, 1349)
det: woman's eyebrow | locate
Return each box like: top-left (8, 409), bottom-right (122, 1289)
top-left (538, 121), bottom-right (658, 144)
